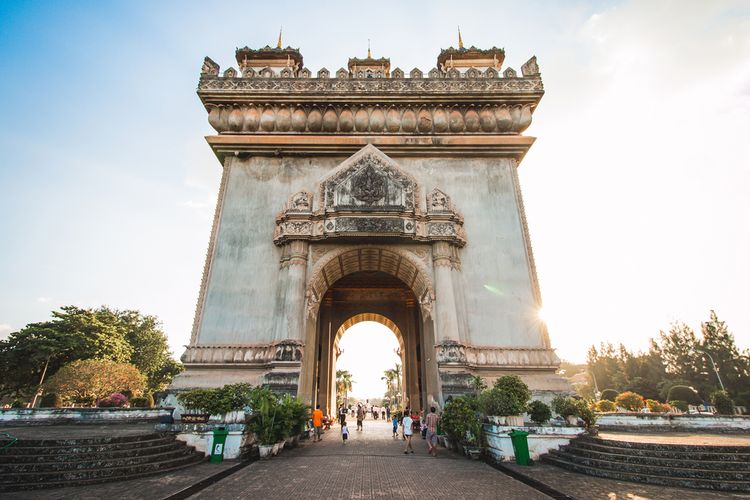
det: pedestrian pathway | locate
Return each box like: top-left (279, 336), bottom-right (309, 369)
top-left (189, 418), bottom-right (551, 500)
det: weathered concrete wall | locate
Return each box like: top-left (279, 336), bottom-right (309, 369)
top-left (196, 153), bottom-right (544, 351)
top-left (484, 424), bottom-right (585, 461)
top-left (0, 408), bottom-right (173, 425)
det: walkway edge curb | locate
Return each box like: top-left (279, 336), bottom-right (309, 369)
top-left (484, 457), bottom-right (578, 500)
top-left (162, 457), bottom-right (257, 500)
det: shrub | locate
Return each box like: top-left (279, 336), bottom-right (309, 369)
top-left (528, 400), bottom-right (552, 425)
top-left (669, 400), bottom-right (689, 412)
top-left (98, 392), bottom-right (129, 407)
top-left (479, 375), bottom-right (530, 416)
top-left (246, 386), bottom-right (281, 445)
top-left (40, 392), bottom-right (62, 408)
top-left (575, 400), bottom-right (597, 428)
top-left (551, 396), bottom-right (578, 418)
top-left (600, 389), bottom-right (618, 402)
top-left (177, 389), bottom-right (215, 413)
top-left (441, 396), bottom-right (482, 446)
top-left (710, 390), bottom-right (735, 415)
top-left (645, 399), bottom-right (671, 413)
top-left (177, 383), bottom-right (254, 416)
top-left (666, 385), bottom-right (700, 405)
top-left (595, 400), bottom-right (617, 412)
top-left (10, 400), bottom-right (24, 409)
top-left (615, 391), bottom-right (645, 411)
top-left (45, 359), bottom-right (145, 406)
top-left (129, 396), bottom-right (152, 408)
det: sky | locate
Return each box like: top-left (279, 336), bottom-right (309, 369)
top-left (336, 322), bottom-right (401, 400)
top-left (0, 1), bottom-right (749, 364)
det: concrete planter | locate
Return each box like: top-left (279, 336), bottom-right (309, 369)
top-left (259, 444), bottom-right (273, 459)
top-left (597, 413), bottom-right (750, 432)
top-left (484, 424), bottom-right (585, 462)
top-left (506, 415), bottom-right (524, 426)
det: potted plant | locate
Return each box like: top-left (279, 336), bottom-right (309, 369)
top-left (479, 375), bottom-right (530, 426)
top-left (177, 389), bottom-right (215, 423)
top-left (528, 400), bottom-right (552, 425)
top-left (442, 396), bottom-right (482, 457)
top-left (246, 386), bottom-right (280, 459)
top-left (552, 395), bottom-right (579, 425)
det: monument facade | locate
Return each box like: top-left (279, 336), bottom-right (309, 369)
top-left (170, 38), bottom-right (568, 413)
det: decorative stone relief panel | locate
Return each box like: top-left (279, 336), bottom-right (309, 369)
top-left (181, 342), bottom-right (304, 365)
top-left (273, 145), bottom-right (465, 247)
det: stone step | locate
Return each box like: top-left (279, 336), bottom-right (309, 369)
top-left (0, 436), bottom-right (177, 455)
top-left (541, 453), bottom-right (750, 492)
top-left (0, 453), bottom-right (205, 493)
top-left (0, 441), bottom-right (184, 464)
top-left (547, 449), bottom-right (750, 482)
top-left (0, 447), bottom-right (196, 473)
top-left (9, 432), bottom-right (167, 448)
top-left (577, 436), bottom-right (750, 454)
top-left (568, 439), bottom-right (750, 462)
top-left (561, 443), bottom-right (750, 471)
top-left (0, 452), bottom-right (205, 492)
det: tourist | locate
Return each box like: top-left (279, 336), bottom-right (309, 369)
top-left (402, 408), bottom-right (414, 453)
top-left (424, 406), bottom-right (440, 457)
top-left (339, 405), bottom-right (347, 425)
top-left (381, 408), bottom-right (385, 420)
top-left (391, 413), bottom-right (399, 439)
top-left (386, 407), bottom-right (391, 420)
top-left (356, 405), bottom-right (365, 431)
top-left (312, 404), bottom-right (323, 442)
top-left (341, 418), bottom-right (349, 444)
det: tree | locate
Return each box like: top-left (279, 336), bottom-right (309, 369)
top-left (699, 310), bottom-right (750, 397)
top-left (382, 363), bottom-right (402, 408)
top-left (335, 370), bottom-right (353, 407)
top-left (45, 359), bottom-right (145, 406)
top-left (0, 306), bottom-right (183, 401)
top-left (0, 306), bottom-right (132, 398)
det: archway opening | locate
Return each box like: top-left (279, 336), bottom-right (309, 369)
top-left (334, 320), bottom-right (402, 412)
top-left (311, 270), bottom-right (428, 416)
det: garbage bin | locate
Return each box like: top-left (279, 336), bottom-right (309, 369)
top-left (508, 429), bottom-right (530, 466)
top-left (210, 428), bottom-right (229, 463)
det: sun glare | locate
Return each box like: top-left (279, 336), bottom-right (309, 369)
top-left (336, 321), bottom-right (401, 400)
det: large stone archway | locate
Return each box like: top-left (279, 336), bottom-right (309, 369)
top-left (171, 41), bottom-right (570, 406)
top-left (298, 246), bottom-right (440, 415)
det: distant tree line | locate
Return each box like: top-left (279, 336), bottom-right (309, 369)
top-left (0, 306), bottom-right (183, 406)
top-left (584, 311), bottom-right (750, 407)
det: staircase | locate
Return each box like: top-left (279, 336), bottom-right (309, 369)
top-left (0, 432), bottom-right (204, 492)
top-left (542, 435), bottom-right (750, 492)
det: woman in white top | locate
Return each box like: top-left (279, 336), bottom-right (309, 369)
top-left (402, 409), bottom-right (414, 454)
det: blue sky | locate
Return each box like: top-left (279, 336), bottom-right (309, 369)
top-left (1, 1), bottom-right (749, 363)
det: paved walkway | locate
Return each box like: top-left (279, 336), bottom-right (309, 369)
top-left (189, 419), bottom-right (551, 500)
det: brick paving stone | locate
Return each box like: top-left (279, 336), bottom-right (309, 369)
top-left (502, 461), bottom-right (750, 500)
top-left (189, 419), bottom-right (551, 500)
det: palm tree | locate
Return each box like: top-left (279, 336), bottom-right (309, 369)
top-left (382, 363), bottom-right (402, 409)
top-left (336, 370), bottom-right (354, 407)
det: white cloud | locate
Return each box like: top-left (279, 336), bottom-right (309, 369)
top-left (0, 324), bottom-right (13, 340)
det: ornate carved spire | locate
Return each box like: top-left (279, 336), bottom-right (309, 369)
top-left (277, 26), bottom-right (283, 49)
top-left (367, 39), bottom-right (372, 59)
top-left (458, 26), bottom-right (464, 50)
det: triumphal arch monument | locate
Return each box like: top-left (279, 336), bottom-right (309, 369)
top-left (171, 38), bottom-right (568, 413)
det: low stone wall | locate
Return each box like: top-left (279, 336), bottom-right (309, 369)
top-left (483, 424), bottom-right (585, 461)
top-left (597, 413), bottom-right (750, 432)
top-left (0, 408), bottom-right (174, 425)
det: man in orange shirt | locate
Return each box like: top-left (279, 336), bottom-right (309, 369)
top-left (312, 404), bottom-right (324, 442)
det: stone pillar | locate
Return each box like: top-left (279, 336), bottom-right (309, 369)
top-left (432, 241), bottom-right (460, 343)
top-left (284, 240), bottom-right (309, 341)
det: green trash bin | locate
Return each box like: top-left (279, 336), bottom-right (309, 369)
top-left (210, 428), bottom-right (229, 463)
top-left (508, 429), bottom-right (530, 466)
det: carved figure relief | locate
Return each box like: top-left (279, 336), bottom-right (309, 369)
top-left (428, 188), bottom-right (450, 212)
top-left (201, 57), bottom-right (220, 76)
top-left (521, 56), bottom-right (540, 77)
top-left (289, 191), bottom-right (312, 211)
top-left (351, 165), bottom-right (386, 205)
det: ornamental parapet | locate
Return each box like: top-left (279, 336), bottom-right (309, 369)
top-left (198, 54), bottom-right (543, 136)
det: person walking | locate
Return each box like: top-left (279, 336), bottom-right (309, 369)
top-left (391, 413), bottom-right (399, 439)
top-left (356, 405), bottom-right (364, 431)
top-left (341, 418), bottom-right (349, 445)
top-left (424, 406), bottom-right (440, 456)
top-left (312, 404), bottom-right (324, 442)
top-left (402, 408), bottom-right (414, 454)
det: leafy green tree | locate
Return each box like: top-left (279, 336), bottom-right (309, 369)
top-left (0, 306), bottom-right (132, 398)
top-left (335, 369), bottom-right (353, 407)
top-left (699, 310), bottom-right (750, 396)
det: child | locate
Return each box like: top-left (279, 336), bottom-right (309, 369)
top-left (391, 414), bottom-right (398, 439)
top-left (341, 418), bottom-right (349, 444)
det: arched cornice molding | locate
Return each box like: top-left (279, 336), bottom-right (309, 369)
top-left (305, 245), bottom-right (435, 321)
